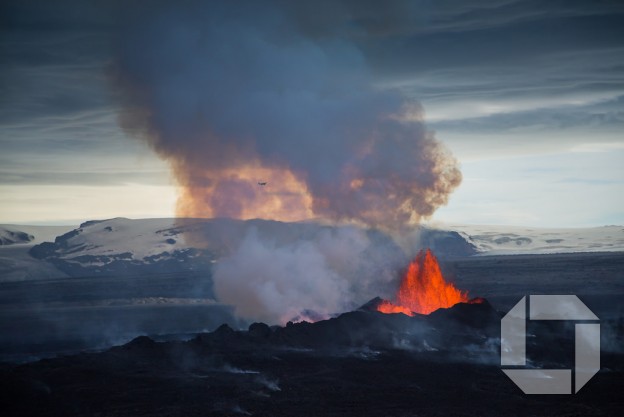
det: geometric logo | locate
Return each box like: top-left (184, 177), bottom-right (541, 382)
top-left (501, 295), bottom-right (600, 394)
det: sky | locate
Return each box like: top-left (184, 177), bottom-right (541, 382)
top-left (1, 0), bottom-right (623, 227)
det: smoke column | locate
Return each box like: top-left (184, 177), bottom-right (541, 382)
top-left (112, 0), bottom-right (461, 231)
top-left (212, 224), bottom-right (406, 324)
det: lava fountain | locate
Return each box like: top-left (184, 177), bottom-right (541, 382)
top-left (377, 249), bottom-right (469, 315)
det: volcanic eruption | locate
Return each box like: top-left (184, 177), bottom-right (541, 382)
top-left (377, 249), bottom-right (469, 315)
top-left (110, 1), bottom-right (464, 323)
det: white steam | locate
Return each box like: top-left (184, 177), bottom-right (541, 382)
top-left (213, 225), bottom-right (406, 324)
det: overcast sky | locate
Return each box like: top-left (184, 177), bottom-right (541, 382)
top-left (1, 0), bottom-right (623, 226)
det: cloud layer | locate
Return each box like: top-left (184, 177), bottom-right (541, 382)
top-left (1, 0), bottom-right (623, 226)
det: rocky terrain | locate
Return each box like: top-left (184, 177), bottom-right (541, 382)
top-left (1, 218), bottom-right (623, 416)
top-left (1, 300), bottom-right (622, 416)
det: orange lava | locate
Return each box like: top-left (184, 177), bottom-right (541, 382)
top-left (376, 300), bottom-right (416, 316)
top-left (377, 249), bottom-right (469, 315)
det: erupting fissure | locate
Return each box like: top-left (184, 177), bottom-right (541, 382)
top-left (377, 249), bottom-right (469, 315)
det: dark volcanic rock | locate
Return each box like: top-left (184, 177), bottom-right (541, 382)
top-left (1, 300), bottom-right (622, 417)
top-left (357, 296), bottom-right (388, 312)
top-left (121, 335), bottom-right (157, 351)
top-left (428, 298), bottom-right (500, 329)
top-left (248, 322), bottom-right (272, 338)
top-left (191, 299), bottom-right (499, 353)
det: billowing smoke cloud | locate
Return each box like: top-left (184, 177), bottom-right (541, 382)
top-left (112, 0), bottom-right (461, 231)
top-left (212, 225), bottom-right (407, 324)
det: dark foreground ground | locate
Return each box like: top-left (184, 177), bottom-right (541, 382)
top-left (444, 251), bottom-right (624, 317)
top-left (2, 346), bottom-right (623, 417)
top-left (1, 300), bottom-right (623, 417)
top-left (1, 251), bottom-right (623, 362)
top-left (1, 251), bottom-right (623, 416)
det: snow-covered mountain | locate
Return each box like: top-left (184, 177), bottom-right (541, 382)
top-left (26, 217), bottom-right (474, 277)
top-left (29, 218), bottom-right (214, 276)
top-left (0, 225), bottom-right (75, 281)
top-left (1, 218), bottom-right (621, 281)
top-left (0, 225), bottom-right (73, 245)
top-left (0, 226), bottom-right (33, 245)
top-left (446, 224), bottom-right (624, 255)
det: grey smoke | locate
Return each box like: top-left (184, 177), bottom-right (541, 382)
top-left (112, 0), bottom-right (461, 230)
top-left (213, 225), bottom-right (406, 324)
top-left (111, 1), bottom-right (462, 322)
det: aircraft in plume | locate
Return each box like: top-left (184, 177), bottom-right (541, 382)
top-left (258, 182), bottom-right (267, 186)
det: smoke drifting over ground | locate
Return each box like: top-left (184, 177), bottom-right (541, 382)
top-left (213, 225), bottom-right (406, 324)
top-left (113, 0), bottom-right (461, 230)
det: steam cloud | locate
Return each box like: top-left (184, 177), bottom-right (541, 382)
top-left (112, 0), bottom-right (461, 231)
top-left (212, 225), bottom-right (406, 324)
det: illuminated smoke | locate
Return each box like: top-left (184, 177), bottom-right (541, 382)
top-left (112, 1), bottom-right (461, 231)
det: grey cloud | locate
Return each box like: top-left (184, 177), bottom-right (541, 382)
top-left (0, 0), bottom-right (114, 33)
top-left (409, 0), bottom-right (624, 35)
top-left (365, 14), bottom-right (624, 79)
top-left (279, 1), bottom-right (624, 38)
top-left (113, 0), bottom-right (461, 228)
top-left (0, 170), bottom-right (170, 186)
top-left (2, 0), bottom-right (623, 195)
top-left (398, 46), bottom-right (624, 101)
top-left (430, 95), bottom-right (624, 133)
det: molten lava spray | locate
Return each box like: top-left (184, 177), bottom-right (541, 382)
top-left (377, 249), bottom-right (468, 315)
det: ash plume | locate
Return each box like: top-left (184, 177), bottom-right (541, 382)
top-left (112, 0), bottom-right (461, 231)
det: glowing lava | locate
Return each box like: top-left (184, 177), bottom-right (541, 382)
top-left (377, 249), bottom-right (469, 315)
